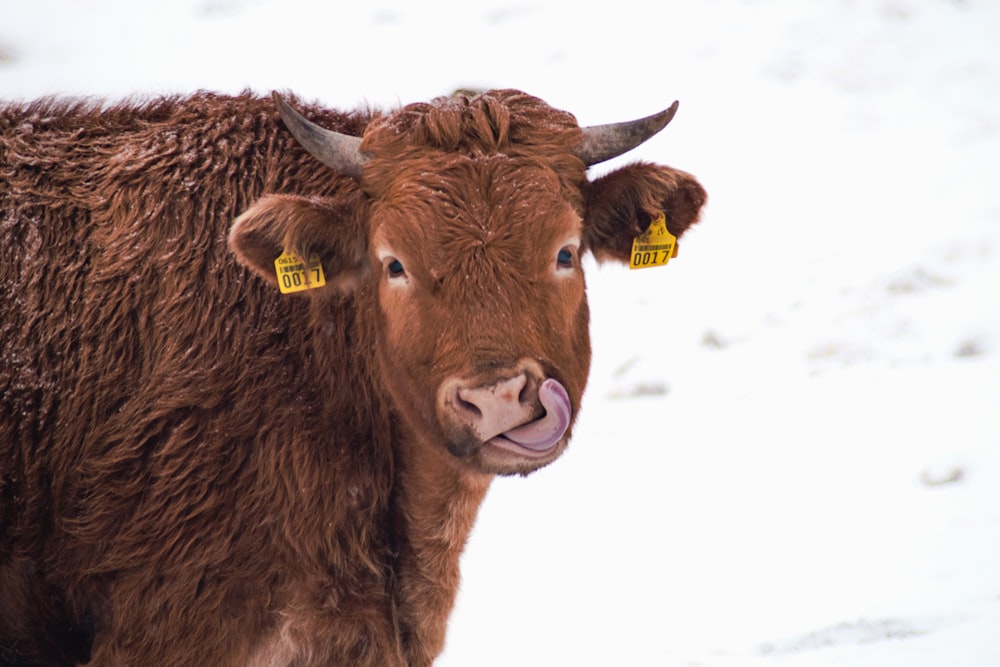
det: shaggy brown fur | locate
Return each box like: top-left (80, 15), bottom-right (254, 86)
top-left (0, 89), bottom-right (706, 666)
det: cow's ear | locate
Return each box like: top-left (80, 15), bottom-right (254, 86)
top-left (229, 194), bottom-right (369, 294)
top-left (583, 162), bottom-right (707, 264)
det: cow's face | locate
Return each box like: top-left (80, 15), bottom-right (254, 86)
top-left (230, 90), bottom-right (706, 476)
top-left (364, 155), bottom-right (590, 475)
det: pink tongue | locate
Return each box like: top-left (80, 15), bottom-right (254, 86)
top-left (503, 379), bottom-right (572, 452)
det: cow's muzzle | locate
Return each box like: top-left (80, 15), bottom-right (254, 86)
top-left (438, 361), bottom-right (572, 461)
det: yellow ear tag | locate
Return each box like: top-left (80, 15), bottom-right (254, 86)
top-left (629, 211), bottom-right (678, 270)
top-left (274, 251), bottom-right (326, 294)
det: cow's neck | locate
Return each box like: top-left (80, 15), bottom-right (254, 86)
top-left (390, 430), bottom-right (492, 666)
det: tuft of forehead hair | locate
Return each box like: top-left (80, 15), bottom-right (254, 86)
top-left (361, 89), bottom-right (584, 162)
top-left (361, 90), bottom-right (589, 218)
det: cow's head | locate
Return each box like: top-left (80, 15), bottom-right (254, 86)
top-left (230, 90), bottom-right (706, 477)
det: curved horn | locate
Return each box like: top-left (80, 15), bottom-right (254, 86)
top-left (576, 101), bottom-right (680, 167)
top-left (272, 92), bottom-right (367, 179)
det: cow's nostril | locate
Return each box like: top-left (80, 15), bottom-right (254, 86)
top-left (518, 373), bottom-right (540, 407)
top-left (456, 393), bottom-right (482, 419)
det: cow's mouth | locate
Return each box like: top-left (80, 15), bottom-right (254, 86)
top-left (485, 378), bottom-right (572, 458)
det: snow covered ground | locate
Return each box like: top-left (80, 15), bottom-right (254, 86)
top-left (3, 0), bottom-right (997, 664)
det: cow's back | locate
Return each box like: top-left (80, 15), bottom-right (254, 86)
top-left (1, 94), bottom-right (304, 538)
top-left (1, 94), bottom-right (395, 665)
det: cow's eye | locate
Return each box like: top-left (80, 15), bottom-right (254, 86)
top-left (386, 258), bottom-right (406, 279)
top-left (556, 247), bottom-right (575, 269)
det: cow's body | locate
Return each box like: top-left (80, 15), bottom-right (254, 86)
top-left (0, 90), bottom-right (705, 666)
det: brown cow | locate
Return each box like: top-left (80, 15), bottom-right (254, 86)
top-left (0, 89), bottom-right (706, 666)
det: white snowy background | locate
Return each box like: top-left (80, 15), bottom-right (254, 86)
top-left (2, 0), bottom-right (998, 664)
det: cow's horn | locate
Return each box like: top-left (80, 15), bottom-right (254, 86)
top-left (272, 92), bottom-right (367, 179)
top-left (576, 101), bottom-right (680, 167)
